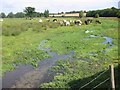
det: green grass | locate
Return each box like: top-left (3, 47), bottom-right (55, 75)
top-left (40, 59), bottom-right (110, 88)
top-left (2, 18), bottom-right (61, 74)
top-left (2, 30), bottom-right (49, 72)
top-left (1, 17), bottom-right (118, 88)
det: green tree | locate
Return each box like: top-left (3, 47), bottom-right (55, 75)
top-left (7, 12), bottom-right (14, 18)
top-left (15, 12), bottom-right (25, 18)
top-left (86, 7), bottom-right (119, 17)
top-left (32, 12), bottom-right (41, 17)
top-left (44, 10), bottom-right (49, 18)
top-left (95, 13), bottom-right (99, 18)
top-left (24, 7), bottom-right (35, 18)
top-left (117, 10), bottom-right (120, 18)
top-left (79, 11), bottom-right (84, 18)
top-left (0, 12), bottom-right (6, 18)
top-left (111, 7), bottom-right (117, 10)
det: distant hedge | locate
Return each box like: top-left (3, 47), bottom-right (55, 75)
top-left (86, 7), bottom-right (120, 17)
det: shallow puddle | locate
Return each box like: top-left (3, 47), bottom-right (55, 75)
top-left (102, 37), bottom-right (113, 45)
top-left (102, 36), bottom-right (114, 52)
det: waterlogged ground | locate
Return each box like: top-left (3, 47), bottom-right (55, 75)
top-left (3, 40), bottom-right (74, 88)
top-left (2, 17), bottom-right (118, 88)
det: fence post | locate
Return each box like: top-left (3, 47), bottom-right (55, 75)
top-left (110, 64), bottom-right (115, 90)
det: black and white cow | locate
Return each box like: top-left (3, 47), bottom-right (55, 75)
top-left (84, 19), bottom-right (93, 25)
top-left (74, 20), bottom-right (82, 25)
top-left (53, 19), bottom-right (57, 22)
top-left (95, 20), bottom-right (101, 24)
top-left (63, 20), bottom-right (70, 26)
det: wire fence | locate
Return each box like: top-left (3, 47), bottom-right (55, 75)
top-left (79, 68), bottom-right (110, 90)
top-left (91, 78), bottom-right (110, 90)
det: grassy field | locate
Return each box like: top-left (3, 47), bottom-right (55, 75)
top-left (1, 17), bottom-right (118, 88)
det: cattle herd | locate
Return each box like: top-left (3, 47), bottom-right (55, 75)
top-left (39, 18), bottom-right (101, 26)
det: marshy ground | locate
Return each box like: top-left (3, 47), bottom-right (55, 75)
top-left (1, 17), bottom-right (118, 88)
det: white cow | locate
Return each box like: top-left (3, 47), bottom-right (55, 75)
top-left (39, 19), bottom-right (42, 23)
top-left (63, 20), bottom-right (67, 22)
top-left (0, 18), bottom-right (3, 22)
top-left (63, 20), bottom-right (70, 26)
top-left (46, 19), bottom-right (50, 22)
top-left (65, 21), bottom-right (70, 26)
top-left (69, 20), bottom-right (72, 23)
top-left (59, 21), bottom-right (64, 26)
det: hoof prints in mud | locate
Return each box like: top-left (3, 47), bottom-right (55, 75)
top-left (2, 40), bottom-right (75, 88)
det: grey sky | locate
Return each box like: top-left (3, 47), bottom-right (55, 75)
top-left (0, 0), bottom-right (119, 14)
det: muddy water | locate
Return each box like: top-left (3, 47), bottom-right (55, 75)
top-left (2, 65), bottom-right (34, 88)
top-left (2, 40), bottom-right (74, 88)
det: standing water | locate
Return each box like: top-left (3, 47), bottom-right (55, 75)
top-left (102, 37), bottom-right (113, 49)
top-left (2, 40), bottom-right (74, 88)
top-left (102, 37), bottom-right (113, 45)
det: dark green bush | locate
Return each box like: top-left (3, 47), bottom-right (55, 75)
top-left (95, 14), bottom-right (99, 18)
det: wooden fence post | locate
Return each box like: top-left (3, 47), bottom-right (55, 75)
top-left (110, 64), bottom-right (115, 90)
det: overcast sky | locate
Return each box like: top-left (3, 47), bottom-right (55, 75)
top-left (0, 0), bottom-right (119, 14)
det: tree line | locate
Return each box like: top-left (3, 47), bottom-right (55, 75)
top-left (86, 7), bottom-right (120, 17)
top-left (0, 7), bottom-right (120, 18)
top-left (0, 7), bottom-right (49, 18)
top-left (66, 7), bottom-right (120, 18)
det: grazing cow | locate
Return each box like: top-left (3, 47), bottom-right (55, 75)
top-left (69, 20), bottom-right (72, 23)
top-left (75, 20), bottom-right (82, 25)
top-left (39, 19), bottom-right (42, 23)
top-left (0, 18), bottom-right (3, 22)
top-left (87, 19), bottom-right (93, 23)
top-left (59, 21), bottom-right (64, 26)
top-left (53, 19), bottom-right (57, 22)
top-left (46, 19), bottom-right (50, 22)
top-left (65, 21), bottom-right (70, 26)
top-left (63, 20), bottom-right (70, 26)
top-left (95, 20), bottom-right (101, 24)
top-left (84, 19), bottom-right (92, 25)
top-left (84, 20), bottom-right (89, 25)
top-left (63, 20), bottom-right (67, 22)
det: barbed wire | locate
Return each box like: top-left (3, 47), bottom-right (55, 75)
top-left (91, 78), bottom-right (110, 90)
top-left (79, 69), bottom-right (109, 90)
